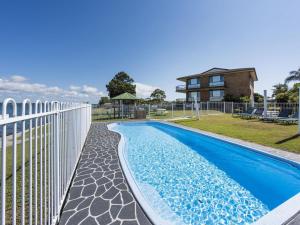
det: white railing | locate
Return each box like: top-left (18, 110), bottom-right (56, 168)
top-left (93, 101), bottom-right (299, 120)
top-left (175, 85), bottom-right (186, 91)
top-left (209, 81), bottom-right (224, 87)
top-left (0, 98), bottom-right (91, 225)
top-left (187, 83), bottom-right (200, 89)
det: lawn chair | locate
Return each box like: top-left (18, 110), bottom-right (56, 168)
top-left (277, 111), bottom-right (299, 125)
top-left (240, 108), bottom-right (257, 119)
top-left (232, 108), bottom-right (244, 117)
top-left (249, 109), bottom-right (264, 119)
top-left (241, 109), bottom-right (263, 120)
top-left (261, 109), bottom-right (292, 122)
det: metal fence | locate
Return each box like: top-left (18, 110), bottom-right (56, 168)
top-left (92, 101), bottom-right (299, 121)
top-left (0, 98), bottom-right (91, 225)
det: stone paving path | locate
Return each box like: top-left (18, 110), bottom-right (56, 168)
top-left (59, 123), bottom-right (152, 225)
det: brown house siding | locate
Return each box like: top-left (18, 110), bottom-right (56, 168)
top-left (224, 72), bottom-right (252, 97)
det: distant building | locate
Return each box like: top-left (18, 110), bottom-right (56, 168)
top-left (176, 67), bottom-right (258, 102)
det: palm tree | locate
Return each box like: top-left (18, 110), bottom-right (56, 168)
top-left (285, 68), bottom-right (300, 84)
top-left (272, 83), bottom-right (288, 97)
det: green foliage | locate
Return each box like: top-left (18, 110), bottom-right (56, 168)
top-left (285, 68), bottom-right (300, 84)
top-left (287, 83), bottom-right (300, 102)
top-left (223, 94), bottom-right (240, 102)
top-left (106, 72), bottom-right (136, 98)
top-left (272, 83), bottom-right (288, 96)
top-left (239, 95), bottom-right (250, 103)
top-left (223, 94), bottom-right (262, 103)
top-left (99, 96), bottom-right (110, 105)
top-left (272, 82), bottom-right (299, 103)
top-left (254, 93), bottom-right (264, 103)
top-left (150, 88), bottom-right (166, 103)
top-left (136, 98), bottom-right (151, 104)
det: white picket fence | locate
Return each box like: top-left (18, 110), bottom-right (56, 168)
top-left (0, 98), bottom-right (91, 225)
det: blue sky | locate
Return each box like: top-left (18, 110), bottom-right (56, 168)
top-left (0, 0), bottom-right (299, 102)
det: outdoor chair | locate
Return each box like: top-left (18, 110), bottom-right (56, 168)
top-left (236, 108), bottom-right (257, 117)
top-left (240, 108), bottom-right (257, 119)
top-left (248, 109), bottom-right (264, 119)
top-left (234, 107), bottom-right (254, 118)
top-left (232, 108), bottom-right (246, 117)
top-left (261, 109), bottom-right (292, 122)
top-left (277, 112), bottom-right (299, 125)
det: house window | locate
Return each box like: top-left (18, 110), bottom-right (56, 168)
top-left (188, 91), bottom-right (200, 101)
top-left (187, 78), bottom-right (200, 88)
top-left (209, 75), bottom-right (224, 86)
top-left (209, 90), bottom-right (224, 98)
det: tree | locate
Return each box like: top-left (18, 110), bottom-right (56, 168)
top-left (239, 95), bottom-right (250, 103)
top-left (272, 83), bottom-right (289, 102)
top-left (285, 68), bottom-right (300, 84)
top-left (254, 93), bottom-right (264, 103)
top-left (98, 96), bottom-right (110, 105)
top-left (150, 89), bottom-right (166, 103)
top-left (223, 94), bottom-right (239, 102)
top-left (287, 83), bottom-right (300, 103)
top-left (106, 72), bottom-right (136, 98)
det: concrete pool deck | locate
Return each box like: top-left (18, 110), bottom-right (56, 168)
top-left (58, 123), bottom-right (152, 225)
top-left (59, 121), bottom-right (300, 225)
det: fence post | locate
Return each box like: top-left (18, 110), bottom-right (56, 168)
top-left (263, 90), bottom-right (268, 117)
top-left (231, 102), bottom-right (234, 114)
top-left (298, 87), bottom-right (300, 134)
top-left (121, 101), bottom-right (123, 119)
top-left (171, 103), bottom-right (174, 118)
top-left (207, 101), bottom-right (209, 113)
top-left (191, 102), bottom-right (194, 117)
top-left (56, 103), bottom-right (61, 221)
top-left (223, 101), bottom-right (226, 113)
top-left (183, 103), bottom-right (185, 117)
top-left (148, 104), bottom-right (151, 118)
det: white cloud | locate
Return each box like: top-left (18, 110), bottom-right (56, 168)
top-left (69, 85), bottom-right (81, 91)
top-left (0, 75), bottom-right (104, 103)
top-left (134, 82), bottom-right (159, 99)
top-left (82, 85), bottom-right (102, 95)
top-left (10, 75), bottom-right (27, 82)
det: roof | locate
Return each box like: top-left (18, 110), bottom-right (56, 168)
top-left (177, 67), bottom-right (258, 82)
top-left (111, 92), bottom-right (138, 100)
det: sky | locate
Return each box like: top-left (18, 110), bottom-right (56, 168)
top-left (0, 0), bottom-right (300, 103)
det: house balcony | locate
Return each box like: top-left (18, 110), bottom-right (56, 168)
top-left (209, 81), bottom-right (224, 87)
top-left (187, 83), bottom-right (200, 89)
top-left (176, 85), bottom-right (186, 92)
top-left (176, 84), bottom-right (201, 92)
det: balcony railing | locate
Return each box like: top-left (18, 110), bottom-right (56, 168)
top-left (176, 85), bottom-right (186, 91)
top-left (188, 83), bottom-right (200, 89)
top-left (210, 96), bottom-right (224, 101)
top-left (209, 81), bottom-right (224, 87)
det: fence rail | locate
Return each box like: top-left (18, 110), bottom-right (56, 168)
top-left (92, 101), bottom-right (299, 121)
top-left (0, 98), bottom-right (91, 225)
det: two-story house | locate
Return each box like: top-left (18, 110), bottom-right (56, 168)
top-left (176, 67), bottom-right (258, 102)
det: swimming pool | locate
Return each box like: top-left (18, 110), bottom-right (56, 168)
top-left (109, 122), bottom-right (300, 225)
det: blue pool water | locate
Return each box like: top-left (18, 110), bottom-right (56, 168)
top-left (111, 122), bottom-right (300, 225)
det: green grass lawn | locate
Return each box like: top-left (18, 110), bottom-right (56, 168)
top-left (173, 114), bottom-right (300, 153)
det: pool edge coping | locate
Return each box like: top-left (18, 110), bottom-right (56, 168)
top-left (109, 121), bottom-right (300, 225)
